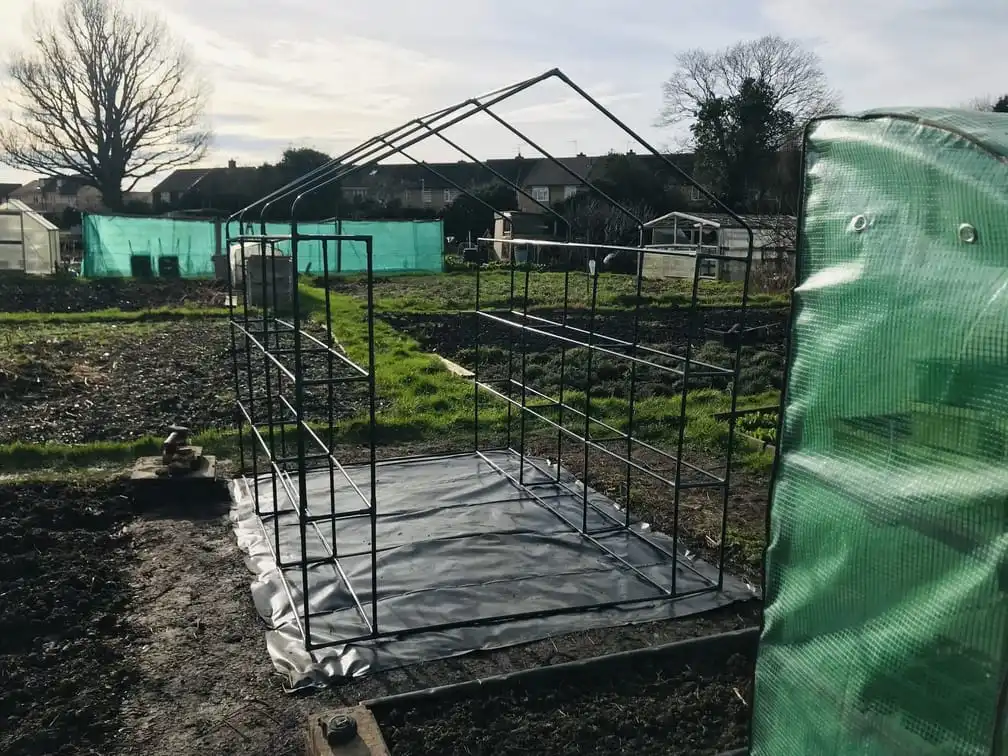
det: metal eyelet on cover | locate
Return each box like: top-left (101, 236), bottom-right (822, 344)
top-left (958, 223), bottom-right (978, 243)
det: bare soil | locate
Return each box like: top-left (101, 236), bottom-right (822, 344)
top-left (0, 481), bottom-right (135, 756)
top-left (376, 643), bottom-right (754, 756)
top-left (0, 321), bottom-right (367, 445)
top-left (1, 474), bottom-right (761, 756)
top-left (0, 274), bottom-right (228, 313)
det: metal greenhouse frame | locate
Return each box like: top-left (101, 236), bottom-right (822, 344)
top-left (225, 69), bottom-right (755, 651)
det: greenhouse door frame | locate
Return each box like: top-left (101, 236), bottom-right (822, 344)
top-left (0, 209), bottom-right (27, 272)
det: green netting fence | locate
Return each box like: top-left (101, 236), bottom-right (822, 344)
top-left (751, 109), bottom-right (1008, 754)
top-left (82, 215), bottom-right (444, 277)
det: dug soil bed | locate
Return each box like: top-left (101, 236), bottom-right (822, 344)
top-left (0, 467), bottom-right (760, 755)
top-left (0, 321), bottom-right (367, 445)
top-left (383, 308), bottom-right (788, 397)
top-left (374, 631), bottom-right (755, 756)
top-left (0, 481), bottom-right (135, 756)
top-left (0, 274), bottom-right (228, 313)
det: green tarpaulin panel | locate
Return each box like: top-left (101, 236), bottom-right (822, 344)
top-left (751, 109), bottom-right (1008, 755)
top-left (82, 215), bottom-right (444, 277)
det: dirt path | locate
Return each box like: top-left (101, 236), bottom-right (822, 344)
top-left (115, 492), bottom-right (307, 756)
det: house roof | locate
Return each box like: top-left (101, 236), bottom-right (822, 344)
top-left (342, 158), bottom-right (532, 191)
top-left (187, 166), bottom-right (261, 196)
top-left (521, 155), bottom-right (597, 187)
top-left (149, 150), bottom-right (703, 200)
top-left (38, 175), bottom-right (93, 194)
top-left (10, 175), bottom-right (94, 196)
top-left (151, 168), bottom-right (210, 194)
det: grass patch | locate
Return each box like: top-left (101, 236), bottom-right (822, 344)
top-left (324, 271), bottom-right (788, 314)
top-left (0, 429), bottom-right (238, 474)
top-left (301, 285), bottom-right (777, 471)
top-left (0, 282), bottom-right (778, 473)
top-left (0, 306), bottom-right (234, 324)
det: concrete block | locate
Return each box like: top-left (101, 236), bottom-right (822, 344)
top-left (305, 706), bottom-right (390, 756)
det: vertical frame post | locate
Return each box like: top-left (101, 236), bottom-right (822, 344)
top-left (289, 219), bottom-right (312, 648)
top-left (365, 237), bottom-right (379, 635)
top-left (581, 253), bottom-right (600, 533)
top-left (322, 239), bottom-right (337, 551)
top-left (225, 226), bottom-right (246, 477)
top-left (670, 252), bottom-right (703, 596)
top-left (473, 260), bottom-right (481, 452)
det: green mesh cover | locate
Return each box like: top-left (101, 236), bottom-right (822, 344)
top-left (751, 109), bottom-right (1008, 755)
top-left (82, 215), bottom-right (444, 277)
top-left (82, 214), bottom-right (219, 277)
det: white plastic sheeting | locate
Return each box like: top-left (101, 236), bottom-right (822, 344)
top-left (0, 199), bottom-right (59, 274)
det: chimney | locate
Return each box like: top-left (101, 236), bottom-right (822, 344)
top-left (228, 159), bottom-right (237, 169)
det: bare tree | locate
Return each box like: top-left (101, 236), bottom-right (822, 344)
top-left (967, 94), bottom-right (1008, 113)
top-left (659, 36), bottom-right (840, 130)
top-left (0, 0), bottom-right (211, 209)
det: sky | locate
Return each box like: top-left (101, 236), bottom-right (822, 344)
top-left (0, 0), bottom-right (1006, 188)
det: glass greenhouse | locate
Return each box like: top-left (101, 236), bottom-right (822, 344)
top-left (0, 199), bottom-right (60, 274)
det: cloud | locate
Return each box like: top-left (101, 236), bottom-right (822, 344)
top-left (1, 0), bottom-right (1006, 187)
top-left (760, 0), bottom-right (1008, 109)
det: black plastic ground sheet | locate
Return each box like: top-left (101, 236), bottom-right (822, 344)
top-left (230, 451), bottom-right (753, 689)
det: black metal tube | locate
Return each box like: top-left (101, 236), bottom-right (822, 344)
top-left (717, 241), bottom-right (755, 589)
top-left (554, 70), bottom-right (754, 244)
top-left (473, 262), bottom-right (481, 452)
top-left (336, 218), bottom-right (343, 274)
top-left (322, 238), bottom-right (337, 553)
top-left (555, 250), bottom-right (571, 482)
top-left (625, 231), bottom-right (645, 527)
top-left (288, 220), bottom-right (313, 648)
top-left (420, 124), bottom-right (571, 234)
top-left (237, 243), bottom-right (260, 511)
top-left (237, 72), bottom-right (555, 220)
top-left (504, 253), bottom-right (517, 449)
top-left (477, 105), bottom-right (644, 233)
top-left (517, 265), bottom-right (531, 484)
top-left (581, 262), bottom-right (600, 533)
top-left (285, 73), bottom-right (557, 213)
top-left (476, 451), bottom-right (670, 595)
top-left (376, 137), bottom-right (510, 231)
top-left (260, 239), bottom-right (283, 566)
top-left (262, 220), bottom-right (289, 472)
top-left (512, 454), bottom-right (722, 589)
top-left (505, 307), bottom-right (731, 374)
top-left (670, 255), bottom-right (703, 597)
top-left (224, 223), bottom-right (246, 479)
top-left (365, 237), bottom-right (379, 635)
top-left (478, 311), bottom-right (710, 377)
top-left (476, 380), bottom-right (710, 492)
top-left (499, 378), bottom-right (722, 484)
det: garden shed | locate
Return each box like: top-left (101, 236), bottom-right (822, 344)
top-left (0, 199), bottom-right (60, 274)
top-left (642, 211), bottom-right (795, 282)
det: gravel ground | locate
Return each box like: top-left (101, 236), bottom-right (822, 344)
top-left (0, 275), bottom-right (228, 312)
top-left (0, 320), bottom-right (367, 445)
top-left (0, 475), bottom-right (761, 756)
